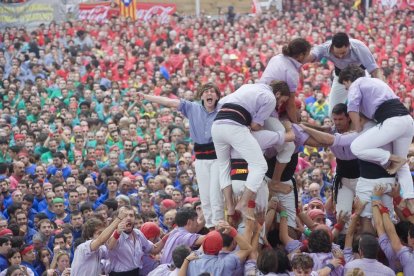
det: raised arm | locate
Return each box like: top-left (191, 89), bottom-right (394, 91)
top-left (138, 92), bottom-right (180, 108)
top-left (91, 207), bottom-right (128, 251)
top-left (301, 124), bottom-right (334, 146)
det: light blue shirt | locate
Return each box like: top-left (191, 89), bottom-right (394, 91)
top-left (312, 38), bottom-right (378, 73)
top-left (178, 100), bottom-right (218, 144)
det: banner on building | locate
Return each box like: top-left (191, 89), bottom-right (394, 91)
top-left (78, 2), bottom-right (117, 22)
top-left (376, 0), bottom-right (414, 9)
top-left (136, 3), bottom-right (176, 24)
top-left (77, 1), bottom-right (176, 23)
top-left (0, 0), bottom-right (66, 29)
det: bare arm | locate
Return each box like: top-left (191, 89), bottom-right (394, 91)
top-left (279, 213), bottom-right (294, 246)
top-left (140, 93), bottom-right (180, 108)
top-left (250, 122), bottom-right (264, 131)
top-left (301, 124), bottom-right (334, 146)
top-left (178, 252), bottom-right (198, 276)
top-left (301, 122), bottom-right (332, 133)
top-left (383, 211), bottom-right (403, 253)
top-left (91, 208), bottom-right (127, 251)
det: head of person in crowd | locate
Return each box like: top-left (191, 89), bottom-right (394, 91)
top-left (358, 233), bottom-right (380, 260)
top-left (202, 230), bottom-right (223, 255)
top-left (175, 207), bottom-right (199, 233)
top-left (140, 222), bottom-right (161, 243)
top-left (163, 209), bottom-right (177, 231)
top-left (290, 253), bottom-right (314, 276)
top-left (196, 82), bottom-right (221, 110)
top-left (172, 245), bottom-right (192, 270)
top-left (282, 38), bottom-right (312, 64)
top-left (257, 248), bottom-right (279, 275)
top-left (331, 103), bottom-right (351, 133)
top-left (308, 183), bottom-right (321, 199)
top-left (269, 80), bottom-right (291, 107)
top-left (338, 65), bottom-right (366, 89)
top-left (308, 224), bottom-right (333, 253)
top-left (160, 199), bottom-right (177, 215)
top-left (331, 32), bottom-right (351, 59)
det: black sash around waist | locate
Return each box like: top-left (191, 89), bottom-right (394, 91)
top-left (194, 142), bottom-right (217, 160)
top-left (230, 158), bottom-right (248, 181)
top-left (359, 160), bottom-right (396, 179)
top-left (333, 158), bottom-right (360, 203)
top-left (214, 103), bottom-right (252, 126)
top-left (109, 268), bottom-right (140, 276)
top-left (265, 153), bottom-right (299, 182)
top-left (374, 99), bottom-right (409, 124)
top-left (336, 159), bottom-right (360, 179)
top-left (335, 64), bottom-right (366, 76)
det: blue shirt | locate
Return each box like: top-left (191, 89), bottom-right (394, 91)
top-left (178, 100), bottom-right (218, 144)
top-left (187, 253), bottom-right (240, 276)
top-left (46, 165), bottom-right (72, 180)
top-left (0, 254), bottom-right (8, 271)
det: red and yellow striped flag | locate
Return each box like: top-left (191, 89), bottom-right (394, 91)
top-left (116, 0), bottom-right (137, 20)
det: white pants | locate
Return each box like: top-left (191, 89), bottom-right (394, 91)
top-left (233, 178), bottom-right (268, 240)
top-left (267, 177), bottom-right (297, 228)
top-left (264, 117), bottom-right (295, 163)
top-left (328, 75), bottom-right (348, 116)
top-left (194, 159), bottom-right (224, 227)
top-left (336, 177), bottom-right (358, 231)
top-left (350, 115), bottom-right (414, 199)
top-left (232, 179), bottom-right (269, 211)
top-left (356, 177), bottom-right (395, 218)
top-left (212, 123), bottom-right (267, 193)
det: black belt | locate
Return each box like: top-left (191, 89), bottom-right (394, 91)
top-left (333, 159), bottom-right (359, 203)
top-left (359, 160), bottom-right (395, 179)
top-left (214, 103), bottom-right (252, 126)
top-left (109, 268), bottom-right (140, 276)
top-left (335, 64), bottom-right (366, 76)
top-left (194, 142), bottom-right (217, 160)
top-left (374, 98), bottom-right (409, 124)
top-left (230, 158), bottom-right (248, 181)
top-left (265, 153), bottom-right (298, 181)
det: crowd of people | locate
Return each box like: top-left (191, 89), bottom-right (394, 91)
top-left (0, 0), bottom-right (413, 275)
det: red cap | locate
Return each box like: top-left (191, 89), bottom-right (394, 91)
top-left (14, 134), bottom-right (25, 140)
top-left (18, 150), bottom-right (29, 158)
top-left (161, 199), bottom-right (177, 209)
top-left (0, 229), bottom-right (13, 237)
top-left (308, 209), bottom-right (326, 220)
top-left (20, 245), bottom-right (34, 256)
top-left (140, 222), bottom-right (160, 240)
top-left (202, 230), bottom-right (223, 255)
top-left (183, 197), bottom-right (199, 204)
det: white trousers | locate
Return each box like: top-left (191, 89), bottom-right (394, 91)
top-left (194, 159), bottom-right (224, 227)
top-left (350, 115), bottom-right (414, 199)
top-left (232, 179), bottom-right (269, 211)
top-left (233, 178), bottom-right (268, 240)
top-left (328, 75), bottom-right (348, 116)
top-left (336, 177), bottom-right (358, 231)
top-left (264, 117), bottom-right (295, 163)
top-left (212, 123), bottom-right (267, 193)
top-left (268, 177), bottom-right (297, 228)
top-left (356, 177), bottom-right (395, 218)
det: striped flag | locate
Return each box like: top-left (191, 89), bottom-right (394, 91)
top-left (116, 0), bottom-right (137, 20)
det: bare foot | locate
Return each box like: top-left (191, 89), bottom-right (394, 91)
top-left (387, 155), bottom-right (407, 175)
top-left (269, 181), bottom-right (292, 194)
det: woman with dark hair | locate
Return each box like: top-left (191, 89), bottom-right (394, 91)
top-left (259, 38), bottom-right (312, 193)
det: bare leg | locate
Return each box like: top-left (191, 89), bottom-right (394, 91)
top-left (235, 188), bottom-right (256, 220)
top-left (223, 185), bottom-right (235, 215)
top-left (268, 161), bottom-right (291, 194)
